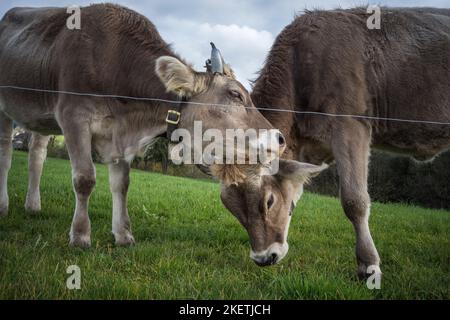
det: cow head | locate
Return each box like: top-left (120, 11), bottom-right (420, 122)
top-left (155, 44), bottom-right (285, 185)
top-left (220, 159), bottom-right (327, 266)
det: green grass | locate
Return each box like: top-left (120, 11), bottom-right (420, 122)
top-left (0, 151), bottom-right (449, 299)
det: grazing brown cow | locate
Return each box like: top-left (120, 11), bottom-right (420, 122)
top-left (0, 4), bottom-right (285, 248)
top-left (221, 8), bottom-right (450, 277)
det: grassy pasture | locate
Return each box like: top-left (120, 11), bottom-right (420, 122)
top-left (0, 151), bottom-right (449, 299)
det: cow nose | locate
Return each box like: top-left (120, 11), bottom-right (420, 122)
top-left (271, 253), bottom-right (278, 263)
top-left (251, 243), bottom-right (288, 267)
top-left (253, 259), bottom-right (273, 267)
top-left (252, 252), bottom-right (279, 267)
top-left (277, 132), bottom-right (285, 146)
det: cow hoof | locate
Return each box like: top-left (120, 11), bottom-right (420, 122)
top-left (69, 234), bottom-right (91, 248)
top-left (25, 202), bottom-right (41, 215)
top-left (114, 232), bottom-right (135, 246)
top-left (0, 198), bottom-right (8, 217)
top-left (357, 263), bottom-right (382, 281)
top-left (25, 193), bottom-right (41, 213)
top-left (25, 205), bottom-right (41, 215)
top-left (0, 207), bottom-right (8, 218)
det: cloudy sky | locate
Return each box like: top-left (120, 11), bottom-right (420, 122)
top-left (1, 0), bottom-right (449, 88)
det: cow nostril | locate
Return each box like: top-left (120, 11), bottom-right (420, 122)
top-left (277, 132), bottom-right (285, 146)
top-left (271, 253), bottom-right (278, 264)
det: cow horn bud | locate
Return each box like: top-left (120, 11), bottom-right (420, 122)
top-left (209, 42), bottom-right (224, 74)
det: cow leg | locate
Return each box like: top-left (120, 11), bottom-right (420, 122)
top-left (108, 160), bottom-right (135, 246)
top-left (25, 133), bottom-right (50, 214)
top-left (332, 120), bottom-right (381, 280)
top-left (0, 112), bottom-right (13, 217)
top-left (61, 122), bottom-right (96, 248)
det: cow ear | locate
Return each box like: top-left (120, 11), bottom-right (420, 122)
top-left (277, 159), bottom-right (328, 183)
top-left (156, 56), bottom-right (196, 97)
top-left (223, 63), bottom-right (236, 79)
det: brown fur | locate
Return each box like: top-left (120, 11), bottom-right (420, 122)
top-left (0, 4), bottom-right (279, 248)
top-left (253, 8), bottom-right (450, 161)
top-left (250, 8), bottom-right (450, 276)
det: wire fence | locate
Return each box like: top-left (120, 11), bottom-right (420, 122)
top-left (1, 84), bottom-right (449, 125)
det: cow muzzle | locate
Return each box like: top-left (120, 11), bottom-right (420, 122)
top-left (250, 242), bottom-right (289, 267)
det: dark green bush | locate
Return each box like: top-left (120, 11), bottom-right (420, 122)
top-left (307, 150), bottom-right (450, 209)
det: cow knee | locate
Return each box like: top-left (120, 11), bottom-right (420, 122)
top-left (73, 173), bottom-right (96, 197)
top-left (29, 137), bottom-right (47, 150)
top-left (341, 193), bottom-right (370, 222)
top-left (30, 141), bottom-right (48, 158)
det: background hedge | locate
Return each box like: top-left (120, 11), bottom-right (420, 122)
top-left (307, 150), bottom-right (450, 210)
top-left (13, 129), bottom-right (449, 209)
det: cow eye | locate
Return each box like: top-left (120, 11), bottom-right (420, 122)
top-left (267, 194), bottom-right (275, 210)
top-left (229, 90), bottom-right (244, 102)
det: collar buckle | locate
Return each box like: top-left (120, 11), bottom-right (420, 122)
top-left (166, 110), bottom-right (181, 125)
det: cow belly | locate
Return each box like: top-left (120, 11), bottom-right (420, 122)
top-left (20, 118), bottom-right (61, 135)
top-left (0, 95), bottom-right (60, 134)
top-left (373, 129), bottom-right (450, 161)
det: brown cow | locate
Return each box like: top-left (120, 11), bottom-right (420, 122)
top-left (221, 8), bottom-right (450, 277)
top-left (0, 4), bottom-right (285, 247)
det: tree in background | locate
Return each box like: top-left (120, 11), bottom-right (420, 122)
top-left (144, 137), bottom-right (170, 174)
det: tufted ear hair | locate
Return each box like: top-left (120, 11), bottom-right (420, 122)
top-left (210, 164), bottom-right (263, 187)
top-left (210, 164), bottom-right (247, 186)
top-left (156, 56), bottom-right (199, 97)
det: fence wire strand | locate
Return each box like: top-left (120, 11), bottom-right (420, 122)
top-left (1, 85), bottom-right (449, 125)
